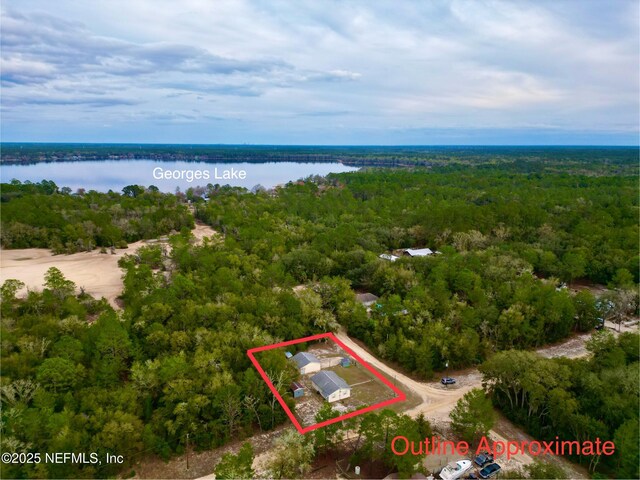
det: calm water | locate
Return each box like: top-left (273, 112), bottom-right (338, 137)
top-left (0, 160), bottom-right (359, 192)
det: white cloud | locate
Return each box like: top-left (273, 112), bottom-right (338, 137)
top-left (1, 0), bottom-right (637, 144)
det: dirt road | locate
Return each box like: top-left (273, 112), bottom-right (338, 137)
top-left (335, 329), bottom-right (597, 477)
top-left (0, 224), bottom-right (217, 308)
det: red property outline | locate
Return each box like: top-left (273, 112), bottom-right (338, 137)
top-left (247, 332), bottom-right (406, 434)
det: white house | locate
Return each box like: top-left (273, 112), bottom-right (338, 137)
top-left (291, 352), bottom-right (321, 374)
top-left (404, 248), bottom-right (434, 257)
top-left (379, 253), bottom-right (399, 262)
top-left (311, 370), bottom-right (351, 403)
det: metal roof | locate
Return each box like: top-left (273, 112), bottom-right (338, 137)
top-left (291, 352), bottom-right (320, 368)
top-left (355, 293), bottom-right (379, 304)
top-left (311, 370), bottom-right (350, 398)
top-left (405, 248), bottom-right (434, 257)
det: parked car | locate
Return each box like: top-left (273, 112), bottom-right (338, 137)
top-left (439, 460), bottom-right (472, 480)
top-left (474, 452), bottom-right (494, 467)
top-left (478, 463), bottom-right (501, 479)
top-left (441, 377), bottom-right (456, 385)
top-left (595, 318), bottom-right (605, 330)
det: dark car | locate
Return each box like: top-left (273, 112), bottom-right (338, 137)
top-left (478, 463), bottom-right (501, 479)
top-left (465, 473), bottom-right (478, 480)
top-left (474, 452), bottom-right (494, 467)
top-left (441, 377), bottom-right (456, 385)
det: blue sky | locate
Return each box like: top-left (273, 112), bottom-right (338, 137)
top-left (1, 0), bottom-right (638, 145)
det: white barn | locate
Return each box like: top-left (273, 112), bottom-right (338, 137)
top-left (291, 352), bottom-right (321, 375)
top-left (311, 371), bottom-right (351, 403)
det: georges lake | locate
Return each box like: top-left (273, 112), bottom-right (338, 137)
top-left (0, 160), bottom-right (359, 192)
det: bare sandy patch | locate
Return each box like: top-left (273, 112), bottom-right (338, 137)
top-left (0, 224), bottom-right (217, 308)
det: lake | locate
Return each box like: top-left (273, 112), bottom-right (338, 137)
top-left (0, 160), bottom-right (359, 192)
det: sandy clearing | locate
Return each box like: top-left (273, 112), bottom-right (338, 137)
top-left (0, 246), bottom-right (135, 308)
top-left (535, 332), bottom-right (593, 359)
top-left (0, 223), bottom-right (217, 308)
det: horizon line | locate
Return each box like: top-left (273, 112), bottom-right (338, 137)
top-left (1, 142), bottom-right (638, 148)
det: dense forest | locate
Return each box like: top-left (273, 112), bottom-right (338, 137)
top-left (196, 168), bottom-right (638, 375)
top-left (1, 181), bottom-right (193, 253)
top-left (481, 332), bottom-right (639, 479)
top-left (0, 156), bottom-right (638, 478)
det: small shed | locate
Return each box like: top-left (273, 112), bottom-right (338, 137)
top-left (291, 381), bottom-right (305, 398)
top-left (341, 357), bottom-right (351, 367)
top-left (285, 351), bottom-right (293, 359)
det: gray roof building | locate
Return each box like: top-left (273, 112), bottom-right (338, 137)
top-left (291, 352), bottom-right (320, 369)
top-left (355, 293), bottom-right (379, 306)
top-left (311, 370), bottom-right (350, 397)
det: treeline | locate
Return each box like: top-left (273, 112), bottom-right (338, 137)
top-left (1, 180), bottom-right (193, 253)
top-left (2, 144), bottom-right (638, 175)
top-left (480, 332), bottom-right (640, 479)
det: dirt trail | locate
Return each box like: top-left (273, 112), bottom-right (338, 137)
top-left (0, 224), bottom-right (217, 308)
top-left (335, 331), bottom-right (475, 422)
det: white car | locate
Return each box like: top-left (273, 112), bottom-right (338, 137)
top-left (439, 460), bottom-right (472, 480)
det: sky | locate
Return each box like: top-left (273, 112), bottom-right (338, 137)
top-left (1, 0), bottom-right (638, 145)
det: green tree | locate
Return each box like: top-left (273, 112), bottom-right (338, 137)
top-left (613, 419), bottom-right (640, 480)
top-left (313, 403), bottom-right (344, 454)
top-left (450, 388), bottom-right (495, 444)
top-left (44, 267), bottom-right (76, 299)
top-left (214, 442), bottom-right (255, 479)
top-left (267, 430), bottom-right (315, 479)
top-left (523, 460), bottom-right (568, 479)
top-left (572, 290), bottom-right (599, 331)
top-left (36, 357), bottom-right (83, 392)
top-left (609, 268), bottom-right (634, 289)
top-left (1, 279), bottom-right (25, 304)
top-left (122, 185), bottom-right (144, 197)
top-left (1, 279), bottom-right (25, 316)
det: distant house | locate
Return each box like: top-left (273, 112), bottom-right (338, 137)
top-left (355, 293), bottom-right (379, 307)
top-left (379, 253), bottom-right (399, 262)
top-left (291, 381), bottom-right (305, 398)
top-left (311, 371), bottom-right (351, 403)
top-left (404, 248), bottom-right (434, 257)
top-left (291, 352), bottom-right (321, 374)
